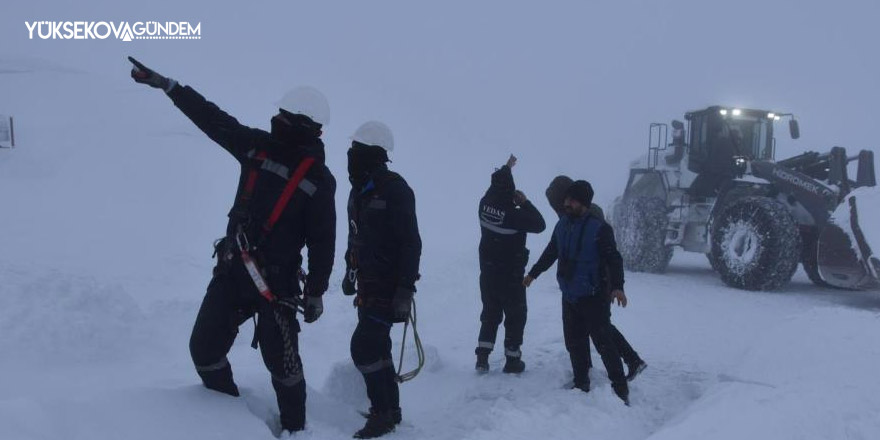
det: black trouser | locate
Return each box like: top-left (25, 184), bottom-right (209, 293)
top-left (189, 264), bottom-right (307, 431)
top-left (561, 294), bottom-right (626, 386)
top-left (351, 307), bottom-right (400, 413)
top-left (584, 324), bottom-right (642, 369)
top-left (476, 270), bottom-right (527, 357)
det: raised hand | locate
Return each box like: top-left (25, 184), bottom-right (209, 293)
top-left (128, 56), bottom-right (176, 92)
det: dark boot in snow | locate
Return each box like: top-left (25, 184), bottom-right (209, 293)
top-left (571, 380), bottom-right (590, 393)
top-left (502, 356), bottom-right (525, 374)
top-left (360, 407), bottom-right (402, 425)
top-left (206, 381), bottom-right (240, 397)
top-left (354, 409), bottom-right (396, 439)
top-left (612, 382), bottom-right (630, 406)
top-left (626, 359), bottom-right (647, 382)
top-left (475, 353), bottom-right (490, 373)
top-left (199, 368), bottom-right (240, 397)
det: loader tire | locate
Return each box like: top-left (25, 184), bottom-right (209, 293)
top-left (711, 197), bottom-right (801, 291)
top-left (615, 196), bottom-right (673, 273)
top-left (707, 252), bottom-right (720, 272)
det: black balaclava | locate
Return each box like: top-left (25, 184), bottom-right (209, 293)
top-left (271, 110), bottom-right (322, 143)
top-left (347, 141), bottom-right (389, 188)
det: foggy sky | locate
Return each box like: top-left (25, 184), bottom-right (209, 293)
top-left (1, 0), bottom-right (878, 263)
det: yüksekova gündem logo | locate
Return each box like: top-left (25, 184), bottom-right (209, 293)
top-left (25, 21), bottom-right (201, 41)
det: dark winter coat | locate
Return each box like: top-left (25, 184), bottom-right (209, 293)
top-left (346, 168), bottom-right (422, 299)
top-left (168, 85), bottom-right (336, 296)
top-left (528, 214), bottom-right (624, 301)
top-left (479, 166), bottom-right (546, 274)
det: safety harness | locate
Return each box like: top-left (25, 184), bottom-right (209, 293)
top-left (233, 150), bottom-right (316, 354)
top-left (235, 152), bottom-right (316, 304)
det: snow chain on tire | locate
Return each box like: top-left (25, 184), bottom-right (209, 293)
top-left (711, 196), bottom-right (801, 291)
top-left (616, 196), bottom-right (673, 273)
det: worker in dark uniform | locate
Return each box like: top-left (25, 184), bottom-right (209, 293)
top-left (129, 58), bottom-right (336, 433)
top-left (525, 181), bottom-right (630, 404)
top-left (342, 121), bottom-right (422, 439)
top-left (476, 155), bottom-right (546, 373)
top-left (545, 176), bottom-right (647, 382)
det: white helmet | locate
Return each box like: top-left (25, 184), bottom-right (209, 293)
top-left (351, 121), bottom-right (394, 152)
top-left (277, 86), bottom-right (330, 126)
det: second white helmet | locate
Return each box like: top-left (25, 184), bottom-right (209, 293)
top-left (352, 121), bottom-right (394, 152)
top-left (277, 86), bottom-right (330, 126)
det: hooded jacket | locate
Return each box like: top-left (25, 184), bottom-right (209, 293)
top-left (478, 166), bottom-right (546, 273)
top-left (545, 175), bottom-right (605, 220)
top-left (167, 85), bottom-right (336, 296)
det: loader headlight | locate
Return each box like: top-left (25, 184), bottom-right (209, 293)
top-left (720, 109), bottom-right (728, 116)
top-left (732, 109), bottom-right (742, 116)
top-left (733, 156), bottom-right (748, 174)
top-left (767, 112), bottom-right (776, 119)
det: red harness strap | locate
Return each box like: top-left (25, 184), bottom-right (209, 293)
top-left (234, 155), bottom-right (317, 303)
top-left (242, 151), bottom-right (268, 202)
top-left (264, 157), bottom-right (316, 234)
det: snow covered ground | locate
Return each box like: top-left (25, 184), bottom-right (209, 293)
top-left (4, 244), bottom-right (880, 440)
top-left (3, 2), bottom-right (880, 439)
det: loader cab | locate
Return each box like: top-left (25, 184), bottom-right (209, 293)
top-left (686, 106), bottom-right (776, 175)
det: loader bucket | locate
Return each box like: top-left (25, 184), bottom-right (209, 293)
top-left (817, 188), bottom-right (880, 289)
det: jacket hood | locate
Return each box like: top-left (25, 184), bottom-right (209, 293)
top-left (488, 165), bottom-right (515, 196)
top-left (546, 175), bottom-right (573, 216)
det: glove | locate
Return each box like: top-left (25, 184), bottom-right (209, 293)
top-left (128, 56), bottom-right (177, 92)
top-left (342, 268), bottom-right (357, 296)
top-left (303, 295), bottom-right (323, 323)
top-left (513, 190), bottom-right (528, 206)
top-left (391, 287), bottom-right (414, 323)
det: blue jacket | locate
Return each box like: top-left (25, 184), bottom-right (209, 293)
top-left (529, 214), bottom-right (625, 303)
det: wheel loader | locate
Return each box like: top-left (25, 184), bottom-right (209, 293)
top-left (610, 105), bottom-right (878, 291)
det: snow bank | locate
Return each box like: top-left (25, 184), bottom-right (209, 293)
top-left (0, 265), bottom-right (149, 363)
top-left (648, 307), bottom-right (880, 440)
top-left (0, 385), bottom-right (271, 440)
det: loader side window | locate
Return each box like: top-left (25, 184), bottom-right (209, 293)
top-left (755, 120), bottom-right (771, 159)
top-left (688, 114), bottom-right (708, 173)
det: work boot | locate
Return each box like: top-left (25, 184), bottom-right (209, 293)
top-left (612, 382), bottom-right (630, 406)
top-left (502, 356), bottom-right (525, 374)
top-left (205, 381), bottom-right (240, 397)
top-left (198, 368), bottom-right (240, 397)
top-left (626, 359), bottom-right (648, 382)
top-left (361, 407), bottom-right (402, 425)
top-left (354, 408), bottom-right (395, 439)
top-left (475, 353), bottom-right (489, 373)
top-left (570, 380), bottom-right (590, 393)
